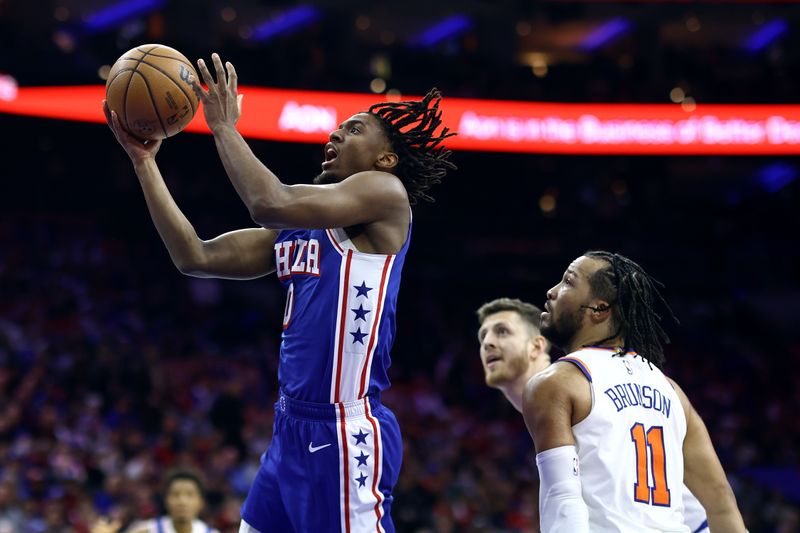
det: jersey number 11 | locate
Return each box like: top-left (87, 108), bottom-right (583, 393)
top-left (630, 422), bottom-right (671, 506)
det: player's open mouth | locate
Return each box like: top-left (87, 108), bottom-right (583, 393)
top-left (322, 143), bottom-right (338, 169)
top-left (486, 355), bottom-right (502, 366)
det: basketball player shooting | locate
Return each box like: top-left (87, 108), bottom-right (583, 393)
top-left (523, 252), bottom-right (746, 532)
top-left (103, 52), bottom-right (455, 533)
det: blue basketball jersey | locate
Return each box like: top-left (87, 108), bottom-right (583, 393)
top-left (273, 221), bottom-right (410, 404)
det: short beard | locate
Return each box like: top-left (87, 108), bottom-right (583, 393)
top-left (541, 307), bottom-right (583, 351)
top-left (485, 354), bottom-right (529, 388)
top-left (314, 171), bottom-right (341, 185)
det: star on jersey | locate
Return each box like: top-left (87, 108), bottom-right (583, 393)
top-left (356, 451), bottom-right (370, 467)
top-left (354, 281), bottom-right (373, 298)
top-left (356, 472), bottom-right (368, 488)
top-left (351, 304), bottom-right (371, 322)
top-left (350, 327), bottom-right (368, 344)
top-left (353, 429), bottom-right (369, 445)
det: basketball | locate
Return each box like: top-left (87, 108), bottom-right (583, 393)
top-left (105, 44), bottom-right (199, 141)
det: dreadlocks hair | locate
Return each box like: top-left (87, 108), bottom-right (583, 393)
top-left (584, 251), bottom-right (679, 369)
top-left (368, 88), bottom-right (457, 205)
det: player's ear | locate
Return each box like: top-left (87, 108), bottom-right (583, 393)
top-left (529, 334), bottom-right (547, 359)
top-left (588, 300), bottom-right (612, 323)
top-left (376, 151), bottom-right (398, 170)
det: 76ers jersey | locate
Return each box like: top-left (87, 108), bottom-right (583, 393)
top-left (560, 347), bottom-right (689, 532)
top-left (273, 223), bottom-right (410, 404)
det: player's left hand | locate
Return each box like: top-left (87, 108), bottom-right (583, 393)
top-left (191, 53), bottom-right (244, 133)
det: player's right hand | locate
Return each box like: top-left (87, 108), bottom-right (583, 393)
top-left (90, 517), bottom-right (122, 533)
top-left (103, 100), bottom-right (162, 162)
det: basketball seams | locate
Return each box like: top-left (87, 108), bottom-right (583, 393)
top-left (108, 45), bottom-right (196, 140)
top-left (120, 47), bottom-right (157, 133)
top-left (137, 49), bottom-right (194, 69)
top-left (107, 67), bottom-right (136, 87)
top-left (132, 58), bottom-right (198, 115)
top-left (133, 70), bottom-right (170, 139)
top-left (107, 69), bottom-right (135, 126)
top-left (135, 46), bottom-right (194, 73)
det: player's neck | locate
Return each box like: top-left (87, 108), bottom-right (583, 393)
top-left (501, 356), bottom-right (551, 413)
top-left (567, 328), bottom-right (622, 354)
top-left (170, 517), bottom-right (193, 533)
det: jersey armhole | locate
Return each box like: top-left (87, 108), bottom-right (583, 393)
top-left (557, 356), bottom-right (592, 382)
top-left (557, 356), bottom-right (595, 429)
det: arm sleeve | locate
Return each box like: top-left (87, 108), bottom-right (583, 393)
top-left (535, 445), bottom-right (590, 533)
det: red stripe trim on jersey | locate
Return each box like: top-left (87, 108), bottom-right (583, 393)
top-left (334, 250), bottom-right (354, 403)
top-left (558, 356), bottom-right (593, 382)
top-left (358, 256), bottom-right (393, 398)
top-left (338, 404), bottom-right (352, 533)
top-left (365, 399), bottom-right (384, 531)
top-left (326, 228), bottom-right (345, 254)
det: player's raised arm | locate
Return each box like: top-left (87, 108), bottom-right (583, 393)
top-left (104, 100), bottom-right (276, 280)
top-left (670, 378), bottom-right (746, 533)
top-left (190, 54), bottom-right (454, 231)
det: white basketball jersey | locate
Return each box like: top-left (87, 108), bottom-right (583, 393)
top-left (683, 488), bottom-right (709, 532)
top-left (560, 347), bottom-right (689, 532)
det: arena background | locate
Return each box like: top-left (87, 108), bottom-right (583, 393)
top-left (1, 1), bottom-right (799, 531)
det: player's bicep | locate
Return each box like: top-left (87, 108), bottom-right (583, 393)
top-left (253, 172), bottom-right (407, 229)
top-left (523, 366), bottom-right (578, 453)
top-left (192, 227), bottom-right (277, 280)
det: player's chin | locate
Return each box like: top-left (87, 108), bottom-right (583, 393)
top-left (484, 369), bottom-right (507, 388)
top-left (314, 170), bottom-right (342, 185)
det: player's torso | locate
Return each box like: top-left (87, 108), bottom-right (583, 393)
top-left (562, 348), bottom-right (689, 533)
top-left (274, 225), bottom-right (409, 403)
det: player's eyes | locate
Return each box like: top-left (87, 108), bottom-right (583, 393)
top-left (350, 127), bottom-right (360, 134)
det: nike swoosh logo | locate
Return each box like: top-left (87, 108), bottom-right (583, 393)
top-left (308, 442), bottom-right (332, 453)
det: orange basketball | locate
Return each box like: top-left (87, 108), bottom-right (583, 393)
top-left (105, 44), bottom-right (199, 141)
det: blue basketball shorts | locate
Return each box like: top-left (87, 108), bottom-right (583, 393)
top-left (241, 392), bottom-right (402, 532)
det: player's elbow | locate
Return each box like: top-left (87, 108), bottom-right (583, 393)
top-left (173, 252), bottom-right (210, 278)
top-left (174, 258), bottom-right (204, 277)
top-left (249, 202), bottom-right (281, 227)
top-left (249, 187), bottom-right (293, 227)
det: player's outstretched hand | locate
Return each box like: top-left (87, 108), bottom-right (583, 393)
top-left (103, 100), bottom-right (162, 163)
top-left (91, 517), bottom-right (122, 533)
top-left (190, 52), bottom-right (243, 133)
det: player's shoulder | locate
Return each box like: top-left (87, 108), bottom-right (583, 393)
top-left (556, 348), bottom-right (600, 377)
top-left (524, 357), bottom-right (588, 404)
top-left (344, 171), bottom-right (408, 200)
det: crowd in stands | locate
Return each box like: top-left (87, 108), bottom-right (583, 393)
top-left (0, 213), bottom-right (797, 532)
